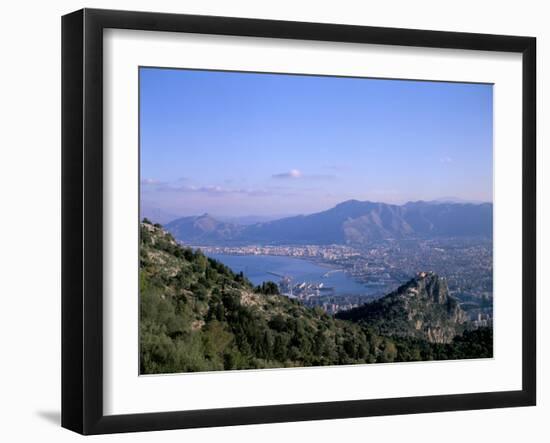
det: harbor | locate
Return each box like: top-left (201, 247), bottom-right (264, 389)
top-left (207, 253), bottom-right (380, 301)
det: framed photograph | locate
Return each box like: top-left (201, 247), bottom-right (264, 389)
top-left (62, 8), bottom-right (536, 435)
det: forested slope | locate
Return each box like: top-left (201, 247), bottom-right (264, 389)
top-left (140, 221), bottom-right (492, 374)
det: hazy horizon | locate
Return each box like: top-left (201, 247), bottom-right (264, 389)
top-left (140, 68), bottom-right (493, 218)
top-left (141, 197), bottom-right (493, 225)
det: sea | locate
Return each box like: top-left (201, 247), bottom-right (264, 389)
top-left (207, 253), bottom-right (379, 297)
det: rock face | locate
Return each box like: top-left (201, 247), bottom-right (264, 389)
top-left (336, 272), bottom-right (467, 344)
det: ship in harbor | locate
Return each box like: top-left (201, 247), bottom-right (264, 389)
top-left (275, 274), bottom-right (335, 300)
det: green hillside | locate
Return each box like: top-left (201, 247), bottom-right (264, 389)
top-left (139, 220), bottom-right (492, 374)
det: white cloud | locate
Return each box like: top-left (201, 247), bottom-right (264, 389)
top-left (272, 169), bottom-right (303, 179)
top-left (271, 169), bottom-right (335, 180)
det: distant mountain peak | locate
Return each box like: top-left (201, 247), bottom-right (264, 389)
top-left (166, 213), bottom-right (243, 244)
top-left (333, 199), bottom-right (379, 209)
top-left (336, 199), bottom-right (362, 206)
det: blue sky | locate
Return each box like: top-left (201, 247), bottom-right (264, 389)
top-left (140, 67), bottom-right (493, 219)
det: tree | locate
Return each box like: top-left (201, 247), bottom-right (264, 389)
top-left (256, 281), bottom-right (280, 295)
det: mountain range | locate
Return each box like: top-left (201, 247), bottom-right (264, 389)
top-left (164, 200), bottom-right (493, 246)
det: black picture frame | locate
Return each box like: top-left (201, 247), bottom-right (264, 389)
top-left (62, 8), bottom-right (536, 435)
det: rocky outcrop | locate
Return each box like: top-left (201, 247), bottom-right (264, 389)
top-left (336, 272), bottom-right (467, 344)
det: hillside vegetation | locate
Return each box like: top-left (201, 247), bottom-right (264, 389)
top-left (140, 221), bottom-right (492, 374)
